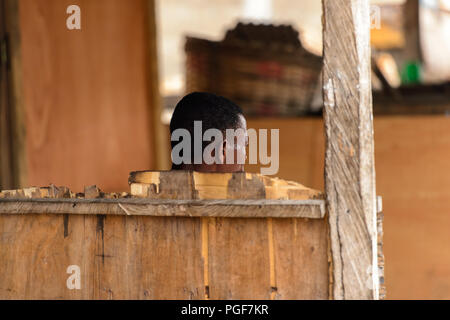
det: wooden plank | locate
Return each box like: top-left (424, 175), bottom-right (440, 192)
top-left (0, 171), bottom-right (326, 218)
top-left (88, 215), bottom-right (204, 299)
top-left (0, 212), bottom-right (329, 299)
top-left (271, 218), bottom-right (329, 299)
top-left (322, 0), bottom-right (378, 299)
top-left (145, 0), bottom-right (170, 170)
top-left (0, 213), bottom-right (204, 299)
top-left (203, 173), bottom-right (272, 299)
top-left (0, 0), bottom-right (14, 189)
top-left (0, 174), bottom-right (329, 300)
top-left (0, 214), bottom-right (90, 299)
top-left (0, 168), bottom-right (330, 299)
top-left (207, 217), bottom-right (271, 299)
top-left (2, 0), bottom-right (27, 188)
top-left (0, 198), bottom-right (325, 218)
top-left (0, 211), bottom-right (329, 299)
top-left (129, 171), bottom-right (324, 200)
top-left (200, 172), bottom-right (329, 300)
top-left (18, 0), bottom-right (155, 192)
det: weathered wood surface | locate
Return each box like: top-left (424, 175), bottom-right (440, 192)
top-left (271, 217), bottom-right (330, 299)
top-left (207, 217), bottom-right (271, 299)
top-left (145, 0), bottom-right (170, 170)
top-left (0, 198), bottom-right (325, 219)
top-left (0, 215), bottom-right (329, 299)
top-left (17, 0), bottom-right (156, 192)
top-left (0, 1), bottom-right (13, 189)
top-left (322, 0), bottom-right (378, 299)
top-left (129, 171), bottom-right (323, 200)
top-left (1, 0), bottom-right (27, 189)
top-left (0, 214), bottom-right (205, 299)
top-left (0, 172), bottom-right (325, 218)
top-left (0, 171), bottom-right (329, 299)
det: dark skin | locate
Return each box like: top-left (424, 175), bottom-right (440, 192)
top-left (176, 115), bottom-right (248, 173)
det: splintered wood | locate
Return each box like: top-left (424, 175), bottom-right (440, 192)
top-left (0, 172), bottom-right (325, 218)
top-left (323, 0), bottom-right (379, 299)
top-left (128, 170), bottom-right (323, 200)
top-left (0, 171), bottom-right (329, 299)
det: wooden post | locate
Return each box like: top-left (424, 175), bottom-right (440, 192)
top-left (145, 0), bottom-right (170, 170)
top-left (0, 0), bottom-right (14, 189)
top-left (322, 0), bottom-right (378, 299)
top-left (1, 0), bottom-right (28, 189)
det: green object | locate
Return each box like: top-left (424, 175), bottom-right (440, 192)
top-left (401, 61), bottom-right (422, 85)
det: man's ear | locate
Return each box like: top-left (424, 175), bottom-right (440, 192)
top-left (218, 140), bottom-right (226, 165)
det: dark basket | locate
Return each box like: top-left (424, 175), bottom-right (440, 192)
top-left (185, 23), bottom-right (322, 116)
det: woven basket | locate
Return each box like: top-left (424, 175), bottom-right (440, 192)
top-left (185, 23), bottom-right (322, 116)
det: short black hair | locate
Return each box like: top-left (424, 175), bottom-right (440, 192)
top-left (170, 92), bottom-right (244, 168)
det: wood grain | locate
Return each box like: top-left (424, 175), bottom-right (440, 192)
top-left (0, 214), bottom-right (87, 299)
top-left (0, 170), bottom-right (329, 299)
top-left (322, 0), bottom-right (378, 299)
top-left (2, 0), bottom-right (27, 189)
top-left (0, 198), bottom-right (326, 218)
top-left (271, 218), bottom-right (329, 299)
top-left (0, 214), bottom-right (205, 299)
top-left (0, 212), bottom-right (328, 299)
top-left (145, 0), bottom-right (170, 170)
top-left (0, 0), bottom-right (13, 189)
top-left (129, 171), bottom-right (324, 200)
top-left (18, 0), bottom-right (155, 192)
top-left (207, 217), bottom-right (271, 299)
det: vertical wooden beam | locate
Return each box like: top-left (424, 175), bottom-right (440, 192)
top-left (2, 0), bottom-right (27, 188)
top-left (322, 0), bottom-right (378, 299)
top-left (145, 0), bottom-right (170, 170)
top-left (0, 0), bottom-right (14, 189)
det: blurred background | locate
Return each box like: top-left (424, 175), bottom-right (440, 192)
top-left (1, 0), bottom-right (450, 299)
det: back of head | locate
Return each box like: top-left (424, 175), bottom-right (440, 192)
top-left (169, 92), bottom-right (244, 169)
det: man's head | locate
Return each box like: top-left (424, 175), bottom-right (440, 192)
top-left (170, 92), bottom-right (247, 173)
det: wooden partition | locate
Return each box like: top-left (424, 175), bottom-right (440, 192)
top-left (0, 172), bottom-right (330, 299)
top-left (2, 0), bottom-right (160, 192)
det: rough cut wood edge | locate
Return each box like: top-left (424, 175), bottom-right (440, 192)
top-left (0, 198), bottom-right (325, 218)
top-left (323, 0), bottom-right (379, 299)
top-left (128, 170), bottom-right (324, 200)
